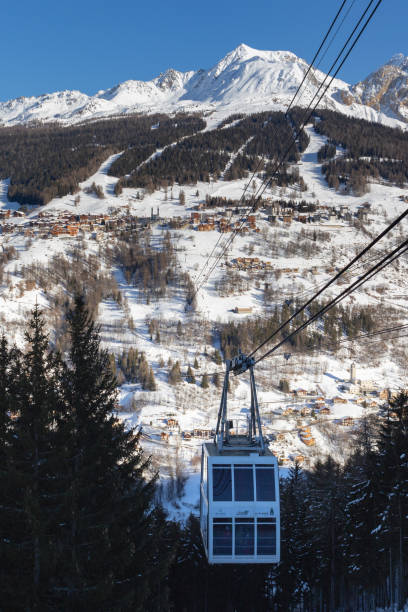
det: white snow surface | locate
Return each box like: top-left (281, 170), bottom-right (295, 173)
top-left (1, 117), bottom-right (408, 521)
top-left (0, 44), bottom-right (407, 130)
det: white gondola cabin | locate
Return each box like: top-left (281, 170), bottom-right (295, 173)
top-left (200, 354), bottom-right (280, 564)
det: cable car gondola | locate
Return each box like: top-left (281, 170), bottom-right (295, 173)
top-left (200, 354), bottom-right (280, 564)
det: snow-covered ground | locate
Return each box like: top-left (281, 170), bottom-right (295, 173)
top-left (1, 44), bottom-right (406, 130)
top-left (1, 121), bottom-right (407, 520)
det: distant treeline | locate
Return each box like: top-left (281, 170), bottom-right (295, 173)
top-left (121, 111), bottom-right (310, 191)
top-left (219, 299), bottom-right (378, 359)
top-left (314, 109), bottom-right (408, 193)
top-left (0, 113), bottom-right (205, 205)
top-left (4, 106), bottom-right (406, 207)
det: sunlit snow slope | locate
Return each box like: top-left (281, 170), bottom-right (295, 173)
top-left (0, 44), bottom-right (406, 128)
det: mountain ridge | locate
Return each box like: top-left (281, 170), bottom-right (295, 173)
top-left (0, 45), bottom-right (407, 128)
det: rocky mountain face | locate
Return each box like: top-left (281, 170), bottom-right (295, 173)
top-left (0, 44), bottom-right (407, 127)
top-left (346, 54), bottom-right (408, 123)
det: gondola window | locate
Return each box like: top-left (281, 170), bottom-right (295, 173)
top-left (212, 465), bottom-right (232, 501)
top-left (256, 465), bottom-right (275, 501)
top-left (234, 464), bottom-right (254, 501)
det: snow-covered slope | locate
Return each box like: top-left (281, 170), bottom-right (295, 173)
top-left (346, 53), bottom-right (408, 123)
top-left (0, 44), bottom-right (407, 128)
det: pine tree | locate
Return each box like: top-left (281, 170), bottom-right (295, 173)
top-left (4, 306), bottom-right (62, 609)
top-left (186, 365), bottom-right (195, 384)
top-left (54, 295), bottom-right (160, 609)
top-left (169, 361), bottom-right (181, 385)
top-left (213, 349), bottom-right (222, 365)
top-left (374, 392), bottom-right (408, 607)
top-left (275, 463), bottom-right (311, 610)
top-left (279, 379), bottom-right (289, 393)
top-left (146, 367), bottom-right (157, 391)
top-left (201, 373), bottom-right (209, 389)
top-left (0, 334), bottom-right (19, 604)
top-left (0, 334), bottom-right (13, 459)
top-left (343, 419), bottom-right (383, 601)
top-left (114, 180), bottom-right (123, 196)
top-left (307, 456), bottom-right (346, 610)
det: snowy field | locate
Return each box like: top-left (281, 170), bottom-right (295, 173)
top-left (1, 122), bottom-right (407, 520)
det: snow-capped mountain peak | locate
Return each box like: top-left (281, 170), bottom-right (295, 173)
top-left (387, 53), bottom-right (408, 71)
top-left (349, 53), bottom-right (408, 123)
top-left (154, 68), bottom-right (194, 92)
top-left (0, 46), bottom-right (407, 128)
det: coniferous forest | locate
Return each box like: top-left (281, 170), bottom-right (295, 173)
top-left (1, 298), bottom-right (408, 610)
top-left (314, 110), bottom-right (408, 193)
top-left (0, 114), bottom-right (205, 205)
top-left (1, 108), bottom-right (407, 207)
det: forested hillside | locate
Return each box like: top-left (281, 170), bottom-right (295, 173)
top-left (1, 108), bottom-right (407, 208)
top-left (0, 114), bottom-right (205, 205)
top-left (314, 110), bottom-right (408, 193)
top-left (121, 111), bottom-right (308, 191)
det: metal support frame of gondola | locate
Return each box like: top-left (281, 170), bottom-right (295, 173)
top-left (214, 353), bottom-right (265, 454)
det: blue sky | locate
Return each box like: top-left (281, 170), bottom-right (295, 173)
top-left (1, 0), bottom-right (406, 101)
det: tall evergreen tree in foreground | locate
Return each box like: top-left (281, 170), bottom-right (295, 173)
top-left (374, 392), bottom-right (408, 608)
top-left (0, 334), bottom-right (19, 606)
top-left (0, 299), bottom-right (171, 611)
top-left (54, 295), bottom-right (163, 610)
top-left (4, 306), bottom-right (61, 610)
top-left (275, 463), bottom-right (311, 610)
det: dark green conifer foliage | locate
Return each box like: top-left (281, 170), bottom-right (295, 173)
top-left (54, 295), bottom-right (159, 609)
top-left (169, 361), bottom-right (181, 385)
top-left (146, 367), bottom-right (157, 391)
top-left (307, 456), bottom-right (346, 610)
top-left (275, 463), bottom-right (311, 610)
top-left (186, 365), bottom-right (196, 384)
top-left (201, 373), bottom-right (209, 389)
top-left (0, 334), bottom-right (18, 604)
top-left (169, 515), bottom-right (270, 611)
top-left (374, 392), bottom-right (408, 607)
top-left (0, 335), bottom-right (12, 450)
top-left (343, 418), bottom-right (382, 594)
top-left (5, 307), bottom-right (61, 610)
top-left (213, 350), bottom-right (222, 365)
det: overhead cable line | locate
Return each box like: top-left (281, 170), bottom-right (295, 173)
top-left (190, 0), bottom-right (351, 299)
top-left (315, 0), bottom-right (357, 72)
top-left (248, 206), bottom-right (408, 358)
top-left (286, 0), bottom-right (348, 110)
top-left (193, 323), bottom-right (408, 379)
top-left (273, 323), bottom-right (408, 361)
top-left (254, 237), bottom-right (408, 366)
top-left (191, 0), bottom-right (383, 303)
